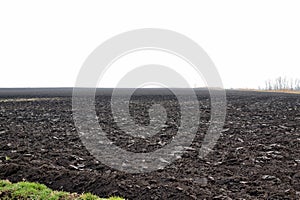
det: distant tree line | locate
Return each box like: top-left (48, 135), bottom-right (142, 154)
top-left (264, 77), bottom-right (300, 91)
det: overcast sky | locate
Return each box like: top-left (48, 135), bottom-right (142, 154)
top-left (0, 1), bottom-right (299, 89)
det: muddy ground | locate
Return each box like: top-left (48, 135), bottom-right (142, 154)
top-left (0, 89), bottom-right (300, 199)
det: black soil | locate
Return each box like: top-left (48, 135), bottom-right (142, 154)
top-left (0, 89), bottom-right (300, 199)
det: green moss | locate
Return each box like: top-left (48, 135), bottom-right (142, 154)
top-left (0, 180), bottom-right (123, 200)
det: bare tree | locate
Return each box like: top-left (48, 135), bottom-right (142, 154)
top-left (290, 78), bottom-right (294, 90)
top-left (295, 79), bottom-right (300, 90)
top-left (263, 77), bottom-right (300, 91)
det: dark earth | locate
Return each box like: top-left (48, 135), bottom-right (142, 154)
top-left (0, 88), bottom-right (300, 199)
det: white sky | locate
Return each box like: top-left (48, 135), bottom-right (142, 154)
top-left (0, 0), bottom-right (299, 89)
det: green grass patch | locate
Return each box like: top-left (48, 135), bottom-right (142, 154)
top-left (0, 180), bottom-right (123, 200)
